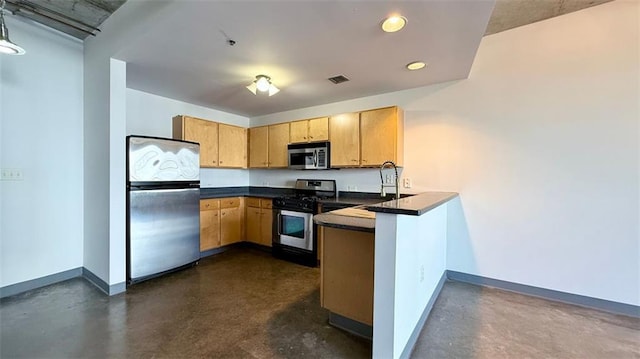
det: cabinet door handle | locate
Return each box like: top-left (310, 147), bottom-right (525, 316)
top-left (220, 161), bottom-right (223, 164)
top-left (351, 159), bottom-right (358, 162)
top-left (362, 159), bottom-right (367, 162)
top-left (309, 136), bottom-right (313, 139)
top-left (303, 136), bottom-right (307, 140)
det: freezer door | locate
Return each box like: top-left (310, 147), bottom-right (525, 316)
top-left (128, 187), bottom-right (200, 281)
top-left (128, 136), bottom-right (200, 182)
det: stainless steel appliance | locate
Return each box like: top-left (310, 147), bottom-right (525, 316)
top-left (288, 141), bottom-right (330, 170)
top-left (126, 135), bottom-right (201, 284)
top-left (272, 179), bottom-right (337, 267)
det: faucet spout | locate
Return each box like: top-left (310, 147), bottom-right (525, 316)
top-left (379, 160), bottom-right (399, 200)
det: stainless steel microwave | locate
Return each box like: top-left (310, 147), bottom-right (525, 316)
top-left (288, 141), bottom-right (330, 170)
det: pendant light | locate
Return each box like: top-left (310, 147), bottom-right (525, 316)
top-left (0, 0), bottom-right (25, 55)
top-left (246, 75), bottom-right (280, 96)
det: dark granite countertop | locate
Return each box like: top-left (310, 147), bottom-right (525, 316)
top-left (314, 191), bottom-right (458, 231)
top-left (365, 192), bottom-right (458, 216)
top-left (200, 186), bottom-right (295, 199)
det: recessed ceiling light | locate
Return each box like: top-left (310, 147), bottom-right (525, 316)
top-left (406, 61), bottom-right (426, 70)
top-left (381, 15), bottom-right (407, 33)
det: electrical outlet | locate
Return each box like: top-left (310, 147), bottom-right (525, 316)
top-left (1, 168), bottom-right (24, 181)
top-left (385, 174), bottom-right (392, 184)
top-left (403, 178), bottom-right (411, 188)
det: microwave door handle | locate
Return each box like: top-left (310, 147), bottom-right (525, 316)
top-left (313, 150), bottom-right (318, 166)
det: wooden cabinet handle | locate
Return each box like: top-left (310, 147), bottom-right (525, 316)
top-left (303, 136), bottom-right (307, 139)
top-left (351, 159), bottom-right (358, 162)
top-left (309, 136), bottom-right (313, 139)
top-left (362, 159), bottom-right (367, 162)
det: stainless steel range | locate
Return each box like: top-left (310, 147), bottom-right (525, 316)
top-left (272, 179), bottom-right (337, 267)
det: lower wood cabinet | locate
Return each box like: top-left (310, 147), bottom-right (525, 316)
top-left (321, 227), bottom-right (374, 325)
top-left (220, 197), bottom-right (243, 246)
top-left (200, 199), bottom-right (221, 251)
top-left (245, 197), bottom-right (273, 247)
top-left (200, 197), bottom-right (243, 251)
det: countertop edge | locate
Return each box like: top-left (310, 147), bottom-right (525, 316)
top-left (365, 192), bottom-right (459, 216)
top-left (313, 214), bottom-right (376, 233)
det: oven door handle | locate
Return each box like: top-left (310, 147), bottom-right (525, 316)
top-left (277, 213), bottom-right (282, 236)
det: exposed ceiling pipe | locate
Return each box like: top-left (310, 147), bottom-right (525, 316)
top-left (5, 0), bottom-right (101, 36)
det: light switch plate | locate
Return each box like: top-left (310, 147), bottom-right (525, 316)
top-left (1, 168), bottom-right (24, 181)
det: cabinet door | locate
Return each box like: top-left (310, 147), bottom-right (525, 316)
top-left (308, 117), bottom-right (329, 142)
top-left (268, 123), bottom-right (290, 167)
top-left (220, 207), bottom-right (242, 246)
top-left (260, 208), bottom-right (273, 247)
top-left (200, 199), bottom-right (220, 251)
top-left (289, 121), bottom-right (308, 143)
top-left (245, 206), bottom-right (261, 244)
top-left (218, 124), bottom-right (247, 168)
top-left (184, 117), bottom-right (218, 168)
top-left (329, 113), bottom-right (360, 167)
top-left (200, 209), bottom-right (220, 251)
top-left (360, 107), bottom-right (398, 166)
top-left (249, 126), bottom-right (269, 168)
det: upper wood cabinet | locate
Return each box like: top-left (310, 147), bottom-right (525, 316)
top-left (328, 106), bottom-right (403, 168)
top-left (173, 115), bottom-right (247, 168)
top-left (360, 106), bottom-right (404, 167)
top-left (290, 117), bottom-right (329, 143)
top-left (249, 126), bottom-right (269, 168)
top-left (173, 115), bottom-right (218, 167)
top-left (268, 123), bottom-right (290, 167)
top-left (218, 124), bottom-right (247, 168)
top-left (249, 124), bottom-right (290, 168)
top-left (329, 112), bottom-right (360, 167)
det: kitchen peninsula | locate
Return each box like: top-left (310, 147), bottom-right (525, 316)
top-left (314, 191), bottom-right (458, 359)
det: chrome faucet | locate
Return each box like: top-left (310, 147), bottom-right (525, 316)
top-left (379, 160), bottom-right (399, 200)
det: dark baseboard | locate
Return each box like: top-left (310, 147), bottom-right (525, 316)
top-left (328, 312), bottom-right (373, 340)
top-left (82, 267), bottom-right (125, 296)
top-left (446, 270), bottom-right (640, 318)
top-left (0, 267), bottom-right (127, 298)
top-left (400, 271), bottom-right (447, 359)
top-left (0, 267), bottom-right (83, 298)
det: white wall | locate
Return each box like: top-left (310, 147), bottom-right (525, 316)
top-left (373, 205), bottom-right (448, 358)
top-left (0, 17), bottom-right (84, 287)
top-left (126, 89), bottom-right (250, 187)
top-left (253, 1), bottom-right (639, 306)
top-left (83, 0), bottom-right (173, 287)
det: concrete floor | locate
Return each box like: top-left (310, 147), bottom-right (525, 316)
top-left (1, 248), bottom-right (638, 358)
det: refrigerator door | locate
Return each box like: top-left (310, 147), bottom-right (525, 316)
top-left (128, 187), bottom-right (200, 281)
top-left (128, 136), bottom-right (200, 183)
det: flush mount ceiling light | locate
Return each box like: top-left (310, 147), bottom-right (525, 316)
top-left (0, 0), bottom-right (25, 55)
top-left (381, 14), bottom-right (407, 33)
top-left (246, 75), bottom-right (280, 96)
top-left (406, 61), bottom-right (426, 70)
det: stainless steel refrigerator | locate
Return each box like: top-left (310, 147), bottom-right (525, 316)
top-left (126, 135), bottom-right (201, 284)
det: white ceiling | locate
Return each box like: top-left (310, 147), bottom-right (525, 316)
top-left (116, 1), bottom-right (495, 117)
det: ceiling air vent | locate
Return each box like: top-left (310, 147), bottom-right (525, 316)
top-left (328, 75), bottom-right (350, 84)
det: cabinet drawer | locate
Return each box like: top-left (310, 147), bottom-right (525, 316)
top-left (246, 197), bottom-right (261, 208)
top-left (220, 197), bottom-right (240, 208)
top-left (260, 199), bottom-right (273, 209)
top-left (200, 199), bottom-right (220, 210)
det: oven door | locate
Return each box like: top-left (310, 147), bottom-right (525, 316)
top-left (274, 210), bottom-right (313, 251)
